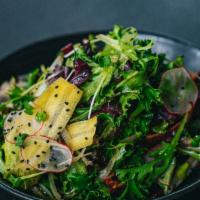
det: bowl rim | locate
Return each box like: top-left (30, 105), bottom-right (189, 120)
top-left (0, 29), bottom-right (200, 200)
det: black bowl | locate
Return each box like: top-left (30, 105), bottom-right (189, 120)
top-left (0, 31), bottom-right (200, 200)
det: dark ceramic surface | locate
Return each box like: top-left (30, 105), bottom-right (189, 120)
top-left (0, 31), bottom-right (199, 199)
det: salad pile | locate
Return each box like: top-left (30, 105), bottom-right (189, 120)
top-left (0, 25), bottom-right (200, 200)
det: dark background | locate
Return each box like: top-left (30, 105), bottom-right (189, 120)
top-left (0, 0), bottom-right (199, 199)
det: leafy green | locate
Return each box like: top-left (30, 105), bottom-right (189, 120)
top-left (191, 135), bottom-right (200, 147)
top-left (36, 111), bottom-right (47, 122)
top-left (0, 25), bottom-right (197, 200)
top-left (97, 56), bottom-right (111, 67)
top-left (7, 175), bottom-right (23, 188)
top-left (81, 65), bottom-right (114, 102)
top-left (98, 113), bottom-right (116, 139)
top-left (119, 91), bottom-right (139, 116)
top-left (16, 133), bottom-right (28, 147)
top-left (23, 100), bottom-right (34, 115)
top-left (116, 114), bottom-right (188, 199)
top-left (26, 68), bottom-right (39, 87)
top-left (8, 86), bottom-right (34, 114)
top-left (158, 158), bottom-right (176, 194)
top-left (152, 121), bottom-right (169, 134)
top-left (0, 148), bottom-right (5, 174)
top-left (58, 161), bottom-right (111, 199)
top-left (100, 146), bottom-right (126, 179)
top-left (0, 115), bottom-right (5, 139)
top-left (167, 56), bottom-right (184, 69)
top-left (141, 84), bottom-right (162, 111)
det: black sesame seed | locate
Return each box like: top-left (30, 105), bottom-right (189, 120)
top-left (42, 151), bottom-right (46, 154)
top-left (57, 132), bottom-right (62, 135)
top-left (58, 127), bottom-right (62, 129)
top-left (26, 168), bottom-right (30, 171)
top-left (36, 155), bottom-right (40, 158)
top-left (66, 109), bottom-right (70, 112)
top-left (65, 101), bottom-right (69, 105)
top-left (49, 124), bottom-right (53, 128)
top-left (85, 137), bottom-right (88, 140)
top-left (46, 140), bottom-right (50, 143)
top-left (55, 85), bottom-right (59, 89)
top-left (20, 160), bottom-right (24, 163)
top-left (28, 122), bottom-right (31, 127)
top-left (54, 94), bottom-right (58, 97)
top-left (11, 151), bottom-right (16, 154)
top-left (14, 137), bottom-right (17, 141)
top-left (77, 90), bottom-right (80, 94)
top-left (34, 141), bottom-right (37, 145)
top-left (19, 112), bottom-right (22, 115)
top-left (8, 118), bottom-right (12, 123)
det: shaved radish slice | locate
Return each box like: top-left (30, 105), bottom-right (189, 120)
top-left (21, 135), bottom-right (72, 173)
top-left (4, 110), bottom-right (43, 144)
top-left (4, 111), bottom-right (22, 144)
top-left (35, 82), bottom-right (48, 97)
top-left (31, 122), bottom-right (44, 136)
top-left (159, 68), bottom-right (198, 114)
top-left (4, 111), bottom-right (20, 131)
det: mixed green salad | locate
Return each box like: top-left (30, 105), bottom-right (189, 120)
top-left (0, 25), bottom-right (200, 200)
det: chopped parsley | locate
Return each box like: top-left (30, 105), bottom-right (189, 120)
top-left (36, 111), bottom-right (47, 122)
top-left (16, 133), bottom-right (28, 147)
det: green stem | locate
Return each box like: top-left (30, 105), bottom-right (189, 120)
top-left (115, 71), bottom-right (138, 89)
top-left (88, 75), bottom-right (106, 119)
top-left (179, 148), bottom-right (200, 161)
top-left (20, 171), bottom-right (46, 180)
top-left (172, 113), bottom-right (188, 147)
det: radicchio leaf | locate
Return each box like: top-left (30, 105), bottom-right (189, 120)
top-left (46, 65), bottom-right (68, 84)
top-left (159, 68), bottom-right (198, 114)
top-left (123, 61), bottom-right (131, 71)
top-left (100, 103), bottom-right (121, 117)
top-left (82, 38), bottom-right (93, 56)
top-left (61, 43), bottom-right (73, 55)
top-left (70, 59), bottom-right (90, 86)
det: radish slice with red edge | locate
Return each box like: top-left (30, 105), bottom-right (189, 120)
top-left (4, 110), bottom-right (43, 144)
top-left (4, 111), bottom-right (20, 131)
top-left (159, 67), bottom-right (198, 114)
top-left (21, 135), bottom-right (72, 173)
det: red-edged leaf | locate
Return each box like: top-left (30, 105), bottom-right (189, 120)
top-left (159, 68), bottom-right (198, 114)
